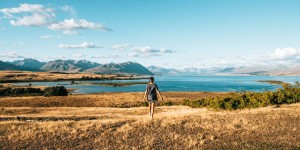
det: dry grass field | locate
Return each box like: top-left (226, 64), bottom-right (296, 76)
top-left (0, 71), bottom-right (140, 84)
top-left (0, 92), bottom-right (226, 107)
top-left (0, 92), bottom-right (300, 149)
top-left (1, 105), bottom-right (300, 149)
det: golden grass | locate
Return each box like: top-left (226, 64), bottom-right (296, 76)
top-left (1, 79), bottom-right (299, 148)
top-left (1, 104), bottom-right (300, 149)
top-left (0, 92), bottom-right (227, 107)
top-left (0, 71), bottom-right (138, 84)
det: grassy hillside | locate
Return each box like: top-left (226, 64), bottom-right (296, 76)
top-left (0, 61), bottom-right (38, 71)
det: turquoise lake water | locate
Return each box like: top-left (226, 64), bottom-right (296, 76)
top-left (14, 76), bottom-right (300, 94)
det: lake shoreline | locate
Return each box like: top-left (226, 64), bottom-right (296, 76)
top-left (2, 72), bottom-right (300, 94)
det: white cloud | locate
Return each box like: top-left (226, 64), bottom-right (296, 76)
top-left (58, 42), bottom-right (103, 49)
top-left (10, 13), bottom-right (53, 26)
top-left (0, 4), bottom-right (54, 26)
top-left (132, 46), bottom-right (175, 54)
top-left (58, 55), bottom-right (66, 59)
top-left (1, 4), bottom-right (111, 35)
top-left (0, 3), bottom-right (53, 14)
top-left (128, 52), bottom-right (161, 58)
top-left (128, 53), bottom-right (140, 58)
top-left (132, 46), bottom-right (160, 53)
top-left (188, 47), bottom-right (300, 69)
top-left (131, 46), bottom-right (175, 57)
top-left (110, 46), bottom-right (176, 58)
top-left (62, 30), bottom-right (78, 35)
top-left (72, 53), bottom-right (86, 58)
top-left (48, 19), bottom-right (112, 34)
top-left (112, 44), bottom-right (132, 50)
top-left (61, 5), bottom-right (77, 18)
top-left (269, 47), bottom-right (300, 60)
top-left (0, 51), bottom-right (25, 59)
top-left (160, 48), bottom-right (175, 53)
top-left (91, 55), bottom-right (121, 59)
top-left (40, 35), bottom-right (53, 39)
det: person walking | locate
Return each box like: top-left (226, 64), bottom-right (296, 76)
top-left (144, 77), bottom-right (163, 119)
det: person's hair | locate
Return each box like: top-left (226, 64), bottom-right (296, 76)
top-left (149, 77), bottom-right (154, 82)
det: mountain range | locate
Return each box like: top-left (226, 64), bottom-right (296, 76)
top-left (147, 65), bottom-right (300, 76)
top-left (1, 58), bottom-right (300, 75)
top-left (40, 59), bottom-right (101, 73)
top-left (86, 62), bottom-right (153, 75)
top-left (11, 58), bottom-right (46, 70)
top-left (0, 60), bottom-right (38, 71)
top-left (1, 59), bottom-right (153, 75)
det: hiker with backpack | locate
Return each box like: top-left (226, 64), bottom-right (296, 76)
top-left (144, 77), bottom-right (163, 118)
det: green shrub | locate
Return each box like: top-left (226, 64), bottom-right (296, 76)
top-left (44, 86), bottom-right (68, 96)
top-left (182, 82), bottom-right (300, 110)
top-left (3, 88), bottom-right (12, 95)
top-left (138, 101), bottom-right (148, 107)
top-left (0, 89), bottom-right (4, 96)
top-left (0, 87), bottom-right (43, 96)
top-left (163, 101), bottom-right (175, 106)
top-left (182, 99), bottom-right (207, 108)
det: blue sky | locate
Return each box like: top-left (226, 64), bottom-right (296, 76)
top-left (1, 0), bottom-right (300, 68)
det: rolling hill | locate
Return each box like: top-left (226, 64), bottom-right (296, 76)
top-left (11, 58), bottom-right (46, 70)
top-left (0, 61), bottom-right (37, 71)
top-left (40, 59), bottom-right (101, 72)
top-left (3, 58), bottom-right (300, 75)
top-left (86, 62), bottom-right (153, 75)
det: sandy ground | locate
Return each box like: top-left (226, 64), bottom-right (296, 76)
top-left (0, 104), bottom-right (300, 149)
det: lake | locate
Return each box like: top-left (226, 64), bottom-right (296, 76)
top-left (14, 76), bottom-right (300, 94)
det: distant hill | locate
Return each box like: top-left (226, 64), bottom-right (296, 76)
top-left (148, 66), bottom-right (197, 75)
top-left (41, 60), bottom-right (81, 72)
top-left (11, 58), bottom-right (46, 70)
top-left (147, 66), bottom-right (177, 75)
top-left (3, 59), bottom-right (152, 75)
top-left (147, 66), bottom-right (227, 75)
top-left (4, 58), bottom-right (300, 75)
top-left (0, 61), bottom-right (37, 71)
top-left (75, 60), bottom-right (101, 70)
top-left (86, 62), bottom-right (153, 75)
top-left (40, 59), bottom-right (102, 72)
top-left (147, 65), bottom-right (299, 76)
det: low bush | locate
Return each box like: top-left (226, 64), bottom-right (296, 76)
top-left (0, 87), bottom-right (43, 96)
top-left (0, 86), bottom-right (69, 97)
top-left (44, 86), bottom-right (68, 96)
top-left (163, 101), bottom-right (175, 106)
top-left (182, 82), bottom-right (300, 110)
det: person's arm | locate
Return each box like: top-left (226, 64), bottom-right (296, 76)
top-left (144, 86), bottom-right (148, 101)
top-left (144, 90), bottom-right (148, 101)
top-left (156, 89), bottom-right (163, 101)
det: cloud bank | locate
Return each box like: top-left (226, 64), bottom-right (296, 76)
top-left (0, 3), bottom-right (54, 26)
top-left (58, 42), bottom-right (102, 49)
top-left (0, 3), bottom-right (111, 34)
top-left (91, 55), bottom-right (121, 59)
top-left (48, 19), bottom-right (111, 35)
top-left (112, 44), bottom-right (132, 50)
top-left (269, 47), bottom-right (300, 60)
top-left (0, 51), bottom-right (25, 59)
top-left (130, 46), bottom-right (175, 57)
